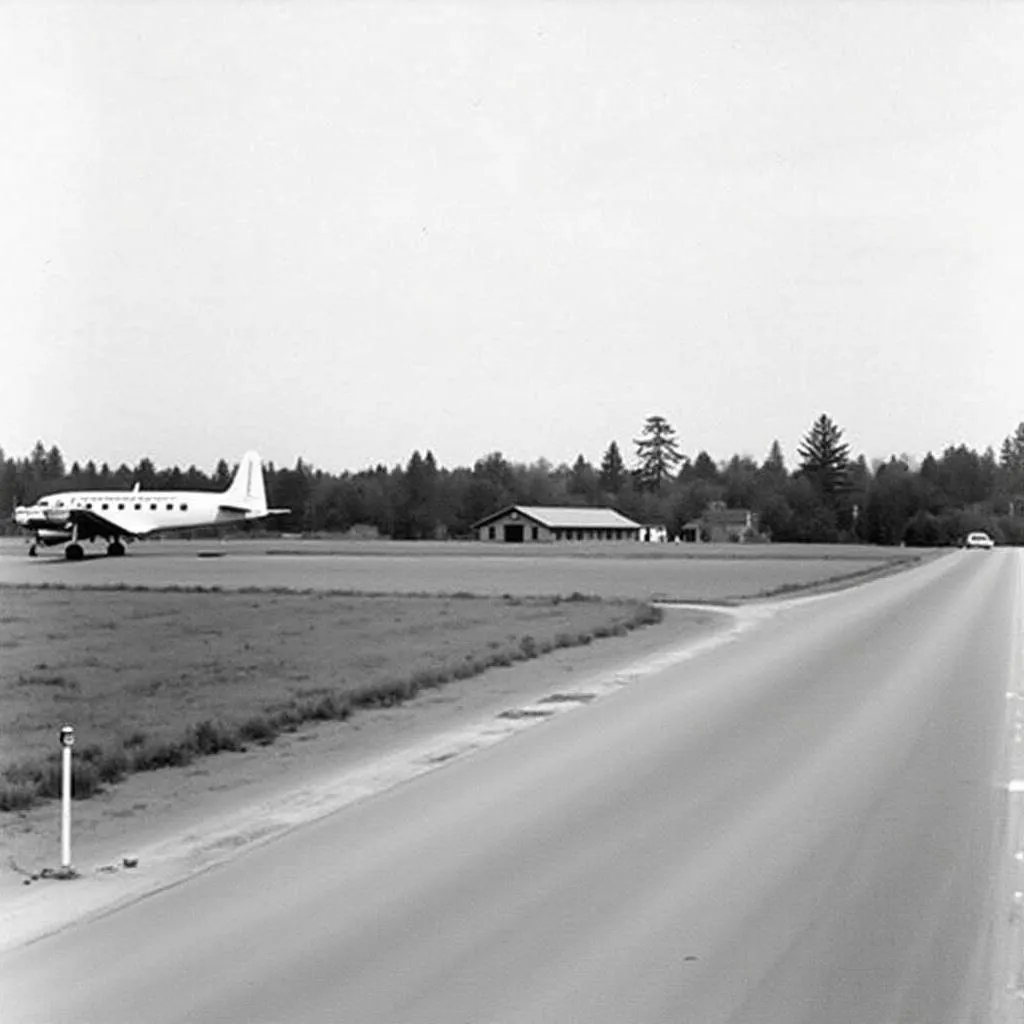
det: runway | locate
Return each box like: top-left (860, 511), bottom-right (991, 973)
top-left (0, 537), bottom-right (908, 602)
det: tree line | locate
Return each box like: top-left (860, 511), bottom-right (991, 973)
top-left (3, 414), bottom-right (1023, 545)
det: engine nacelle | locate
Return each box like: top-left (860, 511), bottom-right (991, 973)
top-left (35, 528), bottom-right (73, 547)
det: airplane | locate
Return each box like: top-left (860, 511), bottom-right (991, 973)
top-left (12, 451), bottom-right (289, 560)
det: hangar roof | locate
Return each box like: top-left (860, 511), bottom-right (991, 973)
top-left (472, 505), bottom-right (642, 530)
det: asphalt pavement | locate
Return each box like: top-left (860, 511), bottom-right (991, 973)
top-left (2, 548), bottom-right (1021, 1023)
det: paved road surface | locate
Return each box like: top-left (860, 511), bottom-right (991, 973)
top-left (2, 549), bottom-right (1021, 1023)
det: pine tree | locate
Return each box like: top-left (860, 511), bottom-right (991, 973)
top-left (599, 441), bottom-right (626, 493)
top-left (568, 454), bottom-right (598, 500)
top-left (212, 458), bottom-right (232, 490)
top-left (634, 415), bottom-right (682, 492)
top-left (1000, 422), bottom-right (1024, 493)
top-left (762, 440), bottom-right (786, 478)
top-left (797, 413), bottom-right (850, 502)
top-left (398, 449), bottom-right (438, 538)
top-left (43, 445), bottom-right (65, 483)
top-left (692, 451), bottom-right (719, 482)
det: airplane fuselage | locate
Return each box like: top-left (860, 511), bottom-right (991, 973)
top-left (12, 451), bottom-right (286, 558)
top-left (15, 491), bottom-right (256, 539)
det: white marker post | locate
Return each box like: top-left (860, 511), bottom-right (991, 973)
top-left (60, 725), bottom-right (74, 871)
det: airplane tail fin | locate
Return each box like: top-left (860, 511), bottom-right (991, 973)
top-left (221, 451), bottom-right (268, 514)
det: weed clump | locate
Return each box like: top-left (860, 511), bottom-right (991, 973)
top-left (191, 719), bottom-right (242, 756)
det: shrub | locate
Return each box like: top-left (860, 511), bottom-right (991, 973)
top-left (410, 668), bottom-right (448, 691)
top-left (33, 757), bottom-right (103, 801)
top-left (238, 716), bottom-right (278, 745)
top-left (296, 693), bottom-right (351, 721)
top-left (519, 635), bottom-right (538, 659)
top-left (191, 719), bottom-right (242, 756)
top-left (97, 748), bottom-right (130, 784)
top-left (0, 781), bottom-right (38, 812)
top-left (130, 739), bottom-right (196, 772)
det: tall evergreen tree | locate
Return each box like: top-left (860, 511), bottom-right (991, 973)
top-left (762, 439), bottom-right (786, 478)
top-left (1000, 422), bottom-right (1024, 493)
top-left (567, 454), bottom-right (599, 501)
top-left (691, 450), bottom-right (719, 482)
top-left (134, 457), bottom-right (157, 490)
top-left (634, 415), bottom-right (682, 492)
top-left (797, 413), bottom-right (850, 502)
top-left (43, 444), bottom-right (65, 482)
top-left (396, 449), bottom-right (439, 538)
top-left (212, 458), bottom-right (232, 490)
top-left (598, 441), bottom-right (626, 493)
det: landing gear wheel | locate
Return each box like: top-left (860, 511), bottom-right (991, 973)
top-left (65, 543), bottom-right (84, 561)
top-left (107, 540), bottom-right (126, 557)
top-left (29, 544), bottom-right (37, 557)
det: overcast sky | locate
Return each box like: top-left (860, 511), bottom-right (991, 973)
top-left (2, 2), bottom-right (1022, 476)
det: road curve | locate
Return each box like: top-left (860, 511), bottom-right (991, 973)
top-left (2, 549), bottom-right (1021, 1023)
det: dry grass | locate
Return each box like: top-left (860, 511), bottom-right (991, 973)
top-left (0, 586), bottom-right (660, 809)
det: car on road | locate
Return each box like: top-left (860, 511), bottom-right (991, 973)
top-left (964, 531), bottom-right (995, 549)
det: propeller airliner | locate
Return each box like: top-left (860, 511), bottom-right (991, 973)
top-left (13, 451), bottom-right (288, 560)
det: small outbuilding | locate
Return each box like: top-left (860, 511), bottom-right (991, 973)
top-left (679, 501), bottom-right (760, 543)
top-left (473, 505), bottom-right (642, 543)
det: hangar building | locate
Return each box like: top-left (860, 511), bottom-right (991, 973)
top-left (473, 505), bottom-right (642, 543)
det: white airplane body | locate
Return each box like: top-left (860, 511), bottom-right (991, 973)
top-left (13, 451), bottom-right (288, 560)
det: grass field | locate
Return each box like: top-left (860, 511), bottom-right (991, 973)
top-left (0, 586), bottom-right (660, 810)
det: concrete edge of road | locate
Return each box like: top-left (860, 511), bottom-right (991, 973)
top-left (0, 601), bottom-right (778, 956)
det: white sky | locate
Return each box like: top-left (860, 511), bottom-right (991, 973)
top-left (2, 1), bottom-right (1022, 475)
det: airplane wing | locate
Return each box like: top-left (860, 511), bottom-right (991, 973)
top-left (67, 507), bottom-right (143, 539)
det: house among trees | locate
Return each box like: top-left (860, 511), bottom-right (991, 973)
top-left (679, 502), bottom-right (761, 543)
top-left (473, 506), bottom-right (642, 543)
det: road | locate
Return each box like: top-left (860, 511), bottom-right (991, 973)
top-left (2, 549), bottom-right (1021, 1023)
